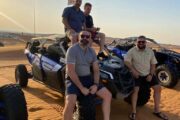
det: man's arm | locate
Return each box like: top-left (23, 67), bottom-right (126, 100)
top-left (82, 22), bottom-right (87, 31)
top-left (150, 64), bottom-right (156, 75)
top-left (67, 64), bottom-right (89, 95)
top-left (62, 17), bottom-right (73, 30)
top-left (150, 50), bottom-right (157, 75)
top-left (67, 64), bottom-right (83, 89)
top-left (124, 61), bottom-right (140, 79)
top-left (89, 61), bottom-right (99, 94)
top-left (124, 61), bottom-right (135, 72)
top-left (124, 49), bottom-right (140, 78)
top-left (146, 64), bottom-right (156, 82)
top-left (92, 61), bottom-right (100, 84)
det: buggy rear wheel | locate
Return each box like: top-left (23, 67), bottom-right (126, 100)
top-left (156, 64), bottom-right (178, 88)
top-left (15, 64), bottom-right (28, 87)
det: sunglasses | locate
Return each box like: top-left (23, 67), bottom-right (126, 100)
top-left (81, 34), bottom-right (90, 39)
top-left (138, 41), bottom-right (146, 44)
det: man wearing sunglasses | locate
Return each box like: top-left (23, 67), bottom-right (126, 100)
top-left (83, 2), bottom-right (107, 58)
top-left (63, 31), bottom-right (112, 120)
top-left (62, 0), bottom-right (86, 44)
top-left (124, 36), bottom-right (168, 120)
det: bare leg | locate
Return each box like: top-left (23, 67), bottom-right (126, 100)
top-left (152, 85), bottom-right (161, 113)
top-left (69, 35), bottom-right (78, 45)
top-left (63, 94), bottom-right (77, 120)
top-left (66, 30), bottom-right (78, 45)
top-left (131, 87), bottom-right (139, 114)
top-left (96, 87), bottom-right (112, 120)
top-left (97, 32), bottom-right (105, 52)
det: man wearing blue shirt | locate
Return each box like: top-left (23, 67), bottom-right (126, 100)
top-left (62, 0), bottom-right (86, 44)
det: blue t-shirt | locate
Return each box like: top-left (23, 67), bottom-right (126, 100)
top-left (62, 6), bottom-right (85, 33)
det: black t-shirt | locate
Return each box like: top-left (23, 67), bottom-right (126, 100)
top-left (85, 15), bottom-right (94, 28)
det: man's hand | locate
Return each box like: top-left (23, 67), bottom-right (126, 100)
top-left (146, 74), bottom-right (153, 82)
top-left (131, 69), bottom-right (140, 79)
top-left (80, 87), bottom-right (89, 96)
top-left (69, 28), bottom-right (75, 33)
top-left (89, 85), bottom-right (98, 94)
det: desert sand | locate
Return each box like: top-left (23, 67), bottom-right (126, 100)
top-left (0, 44), bottom-right (180, 120)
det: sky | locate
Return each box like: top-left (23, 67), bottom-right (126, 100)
top-left (0, 0), bottom-right (180, 45)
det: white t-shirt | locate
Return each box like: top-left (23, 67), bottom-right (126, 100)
top-left (124, 46), bottom-right (157, 76)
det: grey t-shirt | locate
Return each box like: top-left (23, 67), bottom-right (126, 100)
top-left (65, 43), bottom-right (98, 76)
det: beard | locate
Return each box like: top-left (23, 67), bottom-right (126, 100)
top-left (80, 39), bottom-right (89, 46)
top-left (137, 44), bottom-right (146, 50)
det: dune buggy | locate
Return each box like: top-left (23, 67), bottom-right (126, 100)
top-left (105, 37), bottom-right (180, 88)
top-left (0, 84), bottom-right (28, 120)
top-left (15, 36), bottom-right (151, 119)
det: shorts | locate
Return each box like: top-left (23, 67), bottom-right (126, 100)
top-left (66, 30), bottom-right (78, 39)
top-left (134, 75), bottom-right (159, 87)
top-left (65, 75), bottom-right (104, 96)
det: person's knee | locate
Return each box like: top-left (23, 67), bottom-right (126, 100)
top-left (63, 95), bottom-right (77, 113)
top-left (101, 89), bottom-right (112, 101)
top-left (133, 87), bottom-right (139, 94)
top-left (106, 90), bottom-right (112, 101)
top-left (153, 85), bottom-right (161, 94)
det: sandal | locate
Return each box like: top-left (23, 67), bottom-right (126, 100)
top-left (153, 112), bottom-right (168, 120)
top-left (129, 113), bottom-right (136, 120)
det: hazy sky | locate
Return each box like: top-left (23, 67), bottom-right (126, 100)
top-left (0, 0), bottom-right (180, 45)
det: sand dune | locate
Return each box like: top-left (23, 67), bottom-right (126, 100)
top-left (0, 44), bottom-right (180, 120)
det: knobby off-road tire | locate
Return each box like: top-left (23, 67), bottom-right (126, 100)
top-left (15, 64), bottom-right (28, 87)
top-left (124, 83), bottom-right (151, 106)
top-left (156, 64), bottom-right (178, 88)
top-left (0, 84), bottom-right (28, 120)
top-left (74, 95), bottom-right (96, 120)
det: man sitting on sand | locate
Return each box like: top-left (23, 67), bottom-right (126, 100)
top-left (124, 36), bottom-right (168, 120)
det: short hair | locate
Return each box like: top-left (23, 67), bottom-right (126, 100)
top-left (84, 2), bottom-right (92, 7)
top-left (138, 35), bottom-right (146, 40)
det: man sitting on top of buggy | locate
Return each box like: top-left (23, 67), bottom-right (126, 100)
top-left (62, 0), bottom-right (107, 58)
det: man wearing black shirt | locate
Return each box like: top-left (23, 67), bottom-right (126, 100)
top-left (84, 2), bottom-right (106, 58)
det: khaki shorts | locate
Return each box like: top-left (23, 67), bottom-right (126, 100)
top-left (66, 30), bottom-right (78, 38)
top-left (65, 30), bottom-right (79, 44)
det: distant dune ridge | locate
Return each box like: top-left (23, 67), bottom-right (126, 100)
top-left (0, 31), bottom-right (180, 50)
